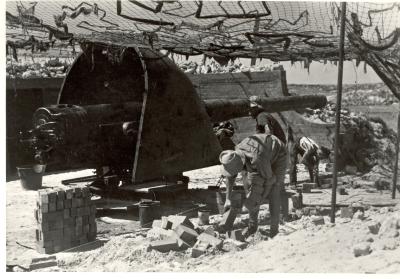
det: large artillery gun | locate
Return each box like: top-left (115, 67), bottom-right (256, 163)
top-left (21, 41), bottom-right (327, 192)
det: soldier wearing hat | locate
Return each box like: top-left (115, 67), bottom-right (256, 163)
top-left (219, 133), bottom-right (287, 238)
top-left (248, 95), bottom-right (286, 144)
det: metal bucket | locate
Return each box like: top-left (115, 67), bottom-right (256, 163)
top-left (139, 201), bottom-right (160, 228)
top-left (16, 165), bottom-right (46, 190)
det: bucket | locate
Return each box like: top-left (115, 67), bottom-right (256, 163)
top-left (16, 164), bottom-right (46, 190)
top-left (139, 201), bottom-right (161, 228)
top-left (198, 209), bottom-right (211, 225)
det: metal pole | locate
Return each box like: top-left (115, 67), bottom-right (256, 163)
top-left (392, 106), bottom-right (400, 199)
top-left (331, 2), bottom-right (347, 223)
top-left (250, 17), bottom-right (260, 66)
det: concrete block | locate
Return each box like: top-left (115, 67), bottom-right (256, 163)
top-left (35, 243), bottom-right (55, 254)
top-left (198, 232), bottom-right (223, 249)
top-left (152, 219), bottom-right (162, 228)
top-left (83, 215), bottom-right (89, 225)
top-left (90, 204), bottom-right (97, 215)
top-left (219, 208), bottom-right (237, 232)
top-left (64, 217), bottom-right (75, 227)
top-left (56, 200), bottom-right (64, 211)
top-left (311, 216), bottom-right (325, 226)
top-left (368, 222), bottom-right (381, 234)
top-left (191, 241), bottom-right (208, 258)
top-left (48, 202), bottom-right (57, 212)
top-left (203, 226), bottom-right (215, 236)
top-left (161, 216), bottom-right (172, 230)
top-left (39, 211), bottom-right (63, 223)
top-left (38, 191), bottom-right (49, 204)
top-left (302, 183), bottom-right (315, 193)
top-left (76, 216), bottom-right (83, 227)
top-left (65, 189), bottom-right (74, 199)
top-left (48, 192), bottom-right (57, 203)
top-left (340, 207), bottom-right (354, 219)
top-left (168, 215), bottom-right (194, 230)
top-left (48, 219), bottom-right (63, 231)
top-left (63, 209), bottom-right (70, 219)
top-left (40, 203), bottom-right (49, 213)
top-left (70, 207), bottom-right (77, 217)
top-left (73, 187), bottom-right (82, 198)
top-left (226, 230), bottom-right (245, 242)
top-left (148, 238), bottom-right (179, 253)
top-left (64, 199), bottom-right (72, 209)
top-left (174, 224), bottom-right (199, 247)
top-left (75, 225), bottom-right (83, 237)
top-left (57, 190), bottom-right (65, 201)
top-left (353, 242), bottom-right (371, 257)
top-left (89, 223), bottom-right (97, 233)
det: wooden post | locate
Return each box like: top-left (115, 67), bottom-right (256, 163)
top-left (331, 2), bottom-right (347, 223)
top-left (250, 17), bottom-right (260, 66)
top-left (392, 105), bottom-right (400, 199)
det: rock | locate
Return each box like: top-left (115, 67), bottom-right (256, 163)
top-left (353, 242), bottom-right (372, 257)
top-left (378, 213), bottom-right (400, 238)
top-left (368, 222), bottom-right (381, 234)
top-left (222, 238), bottom-right (247, 251)
top-left (375, 179), bottom-right (391, 190)
top-left (383, 239), bottom-right (398, 250)
top-left (365, 237), bottom-right (374, 243)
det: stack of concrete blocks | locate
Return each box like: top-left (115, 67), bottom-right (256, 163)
top-left (147, 215), bottom-right (222, 258)
top-left (34, 186), bottom-right (97, 254)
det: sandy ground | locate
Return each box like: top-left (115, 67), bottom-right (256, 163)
top-left (5, 165), bottom-right (400, 273)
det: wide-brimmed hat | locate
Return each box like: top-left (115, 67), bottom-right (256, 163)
top-left (219, 150), bottom-right (245, 177)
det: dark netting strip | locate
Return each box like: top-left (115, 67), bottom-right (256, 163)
top-left (5, 1), bottom-right (400, 62)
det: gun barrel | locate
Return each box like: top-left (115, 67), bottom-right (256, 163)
top-left (204, 94), bottom-right (327, 122)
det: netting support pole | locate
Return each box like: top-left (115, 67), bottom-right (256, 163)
top-left (250, 17), bottom-right (260, 66)
top-left (330, 2), bottom-right (347, 224)
top-left (392, 104), bottom-right (400, 199)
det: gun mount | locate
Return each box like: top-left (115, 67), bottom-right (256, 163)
top-left (21, 41), bottom-right (327, 191)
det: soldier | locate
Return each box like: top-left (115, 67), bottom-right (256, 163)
top-left (219, 133), bottom-right (288, 238)
top-left (248, 95), bottom-right (286, 144)
top-left (289, 134), bottom-right (331, 187)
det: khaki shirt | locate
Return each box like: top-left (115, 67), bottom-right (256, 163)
top-left (235, 133), bottom-right (286, 186)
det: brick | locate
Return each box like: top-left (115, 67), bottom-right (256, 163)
top-left (41, 229), bottom-right (63, 242)
top-left (197, 233), bottom-right (222, 249)
top-left (83, 215), bottom-right (89, 225)
top-left (56, 200), bottom-right (64, 211)
top-left (76, 199), bottom-right (83, 207)
top-left (57, 190), bottom-right (66, 201)
top-left (168, 215), bottom-right (194, 230)
top-left (53, 245), bottom-right (64, 253)
top-left (191, 241), bottom-right (208, 258)
top-left (39, 222), bottom-right (50, 232)
top-left (76, 207), bottom-right (85, 216)
top-left (62, 238), bottom-right (71, 248)
top-left (84, 197), bottom-right (91, 205)
top-left (75, 225), bottom-right (83, 237)
top-left (226, 230), bottom-right (245, 242)
top-left (340, 207), bottom-right (354, 219)
top-left (48, 202), bottom-right (57, 212)
top-left (89, 215), bottom-right (96, 224)
top-left (84, 206), bottom-right (90, 216)
top-left (148, 238), bottom-right (180, 253)
top-left (173, 224), bottom-right (199, 247)
top-left (63, 227), bottom-right (73, 238)
top-left (64, 199), bottom-right (72, 209)
top-left (219, 208), bottom-right (237, 232)
top-left (82, 187), bottom-right (90, 197)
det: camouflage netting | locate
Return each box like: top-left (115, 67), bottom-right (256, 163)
top-left (5, 1), bottom-right (400, 98)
